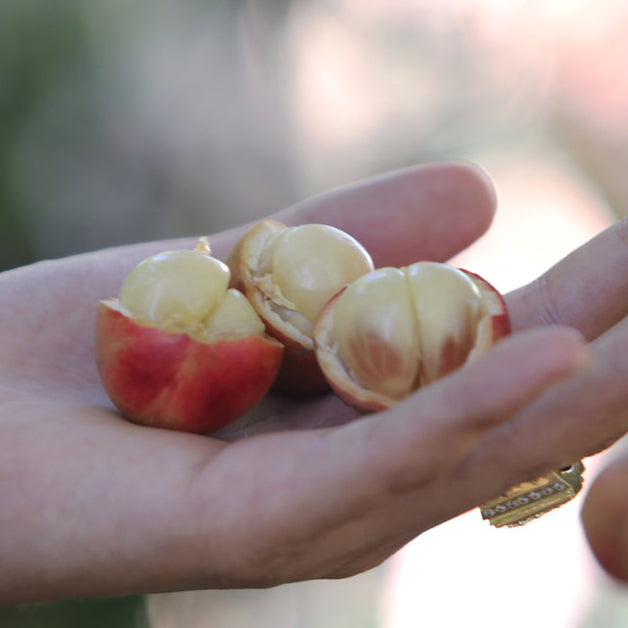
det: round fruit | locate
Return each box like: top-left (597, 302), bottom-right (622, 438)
top-left (228, 220), bottom-right (374, 394)
top-left (313, 262), bottom-right (510, 411)
top-left (95, 239), bottom-right (283, 434)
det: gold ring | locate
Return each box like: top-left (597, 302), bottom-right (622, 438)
top-left (480, 461), bottom-right (585, 528)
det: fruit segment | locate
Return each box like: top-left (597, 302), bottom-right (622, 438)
top-left (314, 262), bottom-right (510, 411)
top-left (119, 240), bottom-right (230, 327)
top-left (203, 288), bottom-right (265, 340)
top-left (406, 262), bottom-right (485, 385)
top-left (332, 267), bottom-right (419, 400)
top-left (261, 224), bottom-right (375, 325)
top-left (228, 220), bottom-right (374, 394)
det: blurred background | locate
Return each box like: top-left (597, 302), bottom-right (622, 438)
top-left (2, 0), bottom-right (628, 626)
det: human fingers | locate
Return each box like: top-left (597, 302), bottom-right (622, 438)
top-left (197, 327), bottom-right (588, 587)
top-left (28, 162), bottom-right (495, 313)
top-left (506, 216), bottom-right (628, 341)
top-left (0, 328), bottom-right (585, 603)
top-left (581, 452), bottom-right (628, 582)
top-left (465, 314), bottom-right (628, 503)
top-left (361, 327), bottom-right (590, 498)
top-left (207, 161), bottom-right (496, 265)
top-left (272, 161), bottom-right (496, 268)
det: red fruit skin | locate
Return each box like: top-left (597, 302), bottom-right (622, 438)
top-left (460, 269), bottom-right (511, 356)
top-left (95, 300), bottom-right (283, 434)
top-left (259, 322), bottom-right (330, 395)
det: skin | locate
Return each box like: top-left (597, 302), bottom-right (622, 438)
top-left (1, 162), bottom-right (627, 604)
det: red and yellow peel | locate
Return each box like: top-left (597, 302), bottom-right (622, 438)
top-left (96, 301), bottom-right (283, 433)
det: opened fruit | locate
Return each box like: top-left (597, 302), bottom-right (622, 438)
top-left (95, 238), bottom-right (283, 434)
top-left (228, 220), bottom-right (374, 394)
top-left (313, 261), bottom-right (510, 411)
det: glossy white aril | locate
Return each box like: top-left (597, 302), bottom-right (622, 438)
top-left (406, 262), bottom-right (484, 385)
top-left (331, 267), bottom-right (420, 399)
top-left (332, 262), bottom-right (486, 399)
top-left (119, 239), bottom-right (262, 338)
top-left (203, 288), bottom-right (265, 339)
top-left (257, 224), bottom-right (374, 325)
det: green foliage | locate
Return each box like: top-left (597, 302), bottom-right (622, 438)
top-left (0, 1), bottom-right (89, 270)
top-left (0, 596), bottom-right (150, 628)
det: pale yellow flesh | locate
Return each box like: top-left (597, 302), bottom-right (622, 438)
top-left (406, 262), bottom-right (483, 384)
top-left (119, 244), bottom-right (264, 339)
top-left (203, 289), bottom-right (265, 339)
top-left (332, 268), bottom-right (420, 400)
top-left (332, 262), bottom-right (486, 398)
top-left (257, 224), bottom-right (374, 326)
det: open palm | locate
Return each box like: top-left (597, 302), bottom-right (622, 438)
top-left (2, 162), bottom-right (627, 604)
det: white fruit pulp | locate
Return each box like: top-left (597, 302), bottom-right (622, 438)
top-left (332, 262), bottom-right (486, 398)
top-left (119, 244), bottom-right (264, 339)
top-left (260, 224), bottom-right (374, 324)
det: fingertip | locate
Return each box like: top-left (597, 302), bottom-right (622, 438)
top-left (444, 160), bottom-right (497, 221)
top-left (581, 458), bottom-right (628, 582)
top-left (412, 160), bottom-right (498, 255)
top-left (275, 161), bottom-right (499, 267)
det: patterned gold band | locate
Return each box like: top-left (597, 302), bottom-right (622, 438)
top-left (480, 461), bottom-right (585, 528)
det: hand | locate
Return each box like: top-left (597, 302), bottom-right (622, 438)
top-left (0, 162), bottom-right (626, 604)
top-left (507, 219), bottom-right (628, 581)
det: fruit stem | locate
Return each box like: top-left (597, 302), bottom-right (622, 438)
top-left (195, 237), bottom-right (212, 257)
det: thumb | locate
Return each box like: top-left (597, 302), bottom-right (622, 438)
top-left (582, 455), bottom-right (628, 582)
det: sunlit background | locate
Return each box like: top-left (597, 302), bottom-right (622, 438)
top-left (2, 0), bottom-right (628, 626)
